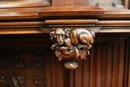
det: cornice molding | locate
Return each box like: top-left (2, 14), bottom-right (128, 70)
top-left (38, 6), bottom-right (130, 19)
top-left (38, 6), bottom-right (105, 18)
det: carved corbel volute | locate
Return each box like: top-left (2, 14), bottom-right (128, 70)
top-left (50, 28), bottom-right (95, 69)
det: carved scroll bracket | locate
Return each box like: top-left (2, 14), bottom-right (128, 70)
top-left (50, 28), bottom-right (95, 69)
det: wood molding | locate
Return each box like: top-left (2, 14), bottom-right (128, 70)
top-left (0, 8), bottom-right (44, 21)
top-left (38, 6), bottom-right (130, 19)
top-left (38, 6), bottom-right (105, 17)
top-left (98, 10), bottom-right (130, 19)
top-left (45, 19), bottom-right (98, 25)
top-left (45, 19), bottom-right (130, 26)
top-left (0, 0), bottom-right (51, 8)
top-left (0, 21), bottom-right (46, 28)
top-left (0, 27), bottom-right (130, 35)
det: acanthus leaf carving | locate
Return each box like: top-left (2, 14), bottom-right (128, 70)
top-left (50, 28), bottom-right (95, 69)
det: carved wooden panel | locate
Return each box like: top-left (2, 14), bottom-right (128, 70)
top-left (45, 49), bottom-right (70, 87)
top-left (0, 50), bottom-right (46, 87)
top-left (0, 34), bottom-right (49, 87)
top-left (0, 53), bottom-right (10, 87)
top-left (0, 33), bottom-right (129, 87)
top-left (45, 33), bottom-right (130, 87)
top-left (69, 33), bottom-right (129, 87)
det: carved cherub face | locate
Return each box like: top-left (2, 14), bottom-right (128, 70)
top-left (55, 34), bottom-right (65, 45)
top-left (53, 28), bottom-right (66, 45)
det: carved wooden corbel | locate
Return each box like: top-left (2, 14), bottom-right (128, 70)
top-left (50, 28), bottom-right (95, 69)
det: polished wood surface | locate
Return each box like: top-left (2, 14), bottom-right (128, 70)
top-left (0, 0), bottom-right (51, 8)
top-left (0, 33), bottom-right (129, 87)
top-left (50, 28), bottom-right (95, 69)
top-left (0, 8), bottom-right (44, 21)
top-left (99, 10), bottom-right (130, 19)
top-left (70, 33), bottom-right (129, 87)
top-left (45, 19), bottom-right (130, 26)
top-left (0, 21), bottom-right (46, 28)
top-left (0, 0), bottom-right (129, 87)
top-left (45, 19), bottom-right (98, 25)
top-left (39, 6), bottom-right (105, 17)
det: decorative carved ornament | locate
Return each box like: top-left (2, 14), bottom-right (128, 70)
top-left (50, 28), bottom-right (95, 69)
top-left (0, 51), bottom-right (46, 87)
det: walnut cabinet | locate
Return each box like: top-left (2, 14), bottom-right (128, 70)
top-left (0, 0), bottom-right (129, 87)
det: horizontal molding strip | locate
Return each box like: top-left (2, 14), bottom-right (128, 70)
top-left (0, 21), bottom-right (46, 28)
top-left (39, 6), bottom-right (105, 17)
top-left (0, 28), bottom-right (51, 34)
top-left (0, 20), bottom-right (130, 28)
top-left (39, 6), bottom-right (130, 19)
top-left (45, 19), bottom-right (98, 25)
top-left (0, 7), bottom-right (44, 21)
top-left (0, 0), bottom-right (51, 8)
top-left (97, 21), bottom-right (130, 25)
top-left (45, 19), bottom-right (130, 26)
top-left (0, 27), bottom-right (130, 35)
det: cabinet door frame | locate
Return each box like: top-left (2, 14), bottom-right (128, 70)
top-left (0, 0), bottom-right (51, 8)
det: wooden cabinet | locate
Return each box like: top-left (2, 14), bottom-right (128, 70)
top-left (0, 0), bottom-right (129, 87)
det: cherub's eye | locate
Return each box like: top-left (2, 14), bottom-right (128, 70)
top-left (62, 35), bottom-right (65, 38)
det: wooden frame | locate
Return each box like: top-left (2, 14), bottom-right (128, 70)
top-left (0, 0), bottom-right (51, 8)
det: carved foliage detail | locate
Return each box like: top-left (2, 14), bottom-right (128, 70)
top-left (50, 28), bottom-right (95, 69)
top-left (11, 51), bottom-right (46, 87)
top-left (0, 51), bottom-right (46, 87)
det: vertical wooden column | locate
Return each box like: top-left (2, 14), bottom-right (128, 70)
top-left (52, 0), bottom-right (91, 6)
